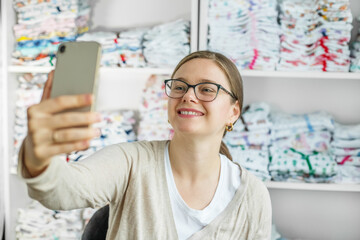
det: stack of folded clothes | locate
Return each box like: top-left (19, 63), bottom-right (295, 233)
top-left (208, 0), bottom-right (280, 70)
top-left (117, 28), bottom-right (147, 68)
top-left (225, 102), bottom-right (272, 181)
top-left (331, 122), bottom-right (360, 183)
top-left (269, 111), bottom-right (337, 182)
top-left (278, 0), bottom-right (353, 72)
top-left (350, 15), bottom-right (360, 72)
top-left (16, 200), bottom-right (83, 240)
top-left (77, 31), bottom-right (119, 67)
top-left (13, 73), bottom-right (46, 166)
top-left (137, 74), bottom-right (174, 141)
top-left (12, 0), bottom-right (91, 66)
top-left (143, 19), bottom-right (190, 67)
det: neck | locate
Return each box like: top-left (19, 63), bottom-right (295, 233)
top-left (168, 133), bottom-right (222, 182)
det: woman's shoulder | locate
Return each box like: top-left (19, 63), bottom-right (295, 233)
top-left (100, 140), bottom-right (169, 165)
top-left (240, 167), bottom-right (270, 199)
top-left (112, 140), bottom-right (168, 154)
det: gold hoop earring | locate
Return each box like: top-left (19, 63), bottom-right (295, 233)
top-left (226, 123), bottom-right (233, 132)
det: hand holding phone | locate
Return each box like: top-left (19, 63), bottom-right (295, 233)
top-left (22, 42), bottom-right (103, 177)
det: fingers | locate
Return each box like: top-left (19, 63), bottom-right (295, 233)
top-left (34, 140), bottom-right (91, 160)
top-left (28, 112), bottom-right (101, 131)
top-left (31, 127), bottom-right (101, 146)
top-left (29, 94), bottom-right (93, 116)
top-left (41, 70), bottom-right (54, 102)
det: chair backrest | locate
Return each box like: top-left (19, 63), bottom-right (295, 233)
top-left (81, 205), bottom-right (109, 240)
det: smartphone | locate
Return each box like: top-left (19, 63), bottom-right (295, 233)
top-left (50, 41), bottom-right (102, 112)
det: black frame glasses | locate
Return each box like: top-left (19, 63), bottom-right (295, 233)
top-left (164, 79), bottom-right (237, 102)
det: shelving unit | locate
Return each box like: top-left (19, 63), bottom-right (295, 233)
top-left (1, 1), bottom-right (197, 239)
top-left (1, 0), bottom-right (360, 239)
top-left (265, 181), bottom-right (360, 192)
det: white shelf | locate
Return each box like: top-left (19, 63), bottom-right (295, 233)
top-left (9, 65), bottom-right (360, 80)
top-left (8, 66), bottom-right (174, 75)
top-left (240, 70), bottom-right (360, 80)
top-left (265, 181), bottom-right (360, 192)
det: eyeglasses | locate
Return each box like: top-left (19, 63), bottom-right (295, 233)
top-left (164, 79), bottom-right (236, 102)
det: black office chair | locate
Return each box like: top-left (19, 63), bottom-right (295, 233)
top-left (81, 205), bottom-right (109, 240)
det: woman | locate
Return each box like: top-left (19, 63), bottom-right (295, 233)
top-left (19, 51), bottom-right (271, 239)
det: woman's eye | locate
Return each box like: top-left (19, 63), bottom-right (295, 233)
top-left (174, 86), bottom-right (186, 91)
top-left (201, 87), bottom-right (215, 93)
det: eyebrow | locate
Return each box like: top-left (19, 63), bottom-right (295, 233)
top-left (175, 77), bottom-right (218, 84)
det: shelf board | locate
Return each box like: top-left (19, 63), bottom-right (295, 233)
top-left (265, 181), bottom-right (360, 192)
top-left (8, 65), bottom-right (360, 80)
top-left (240, 70), bottom-right (360, 80)
top-left (8, 66), bottom-right (174, 75)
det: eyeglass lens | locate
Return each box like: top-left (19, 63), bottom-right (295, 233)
top-left (165, 80), bottom-right (219, 101)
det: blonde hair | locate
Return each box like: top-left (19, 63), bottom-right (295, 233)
top-left (171, 51), bottom-right (244, 160)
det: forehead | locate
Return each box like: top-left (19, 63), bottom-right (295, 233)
top-left (173, 58), bottom-right (229, 86)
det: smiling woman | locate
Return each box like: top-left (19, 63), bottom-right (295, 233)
top-left (18, 50), bottom-right (271, 240)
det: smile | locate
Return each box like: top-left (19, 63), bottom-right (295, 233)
top-left (179, 111), bottom-right (203, 116)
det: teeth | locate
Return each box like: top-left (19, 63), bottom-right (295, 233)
top-left (180, 111), bottom-right (201, 116)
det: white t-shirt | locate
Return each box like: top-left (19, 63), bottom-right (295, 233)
top-left (164, 143), bottom-right (241, 240)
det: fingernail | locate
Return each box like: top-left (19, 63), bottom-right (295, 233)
top-left (84, 94), bottom-right (93, 103)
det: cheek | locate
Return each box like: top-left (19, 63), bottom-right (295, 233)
top-left (167, 99), bottom-right (177, 116)
top-left (207, 101), bottom-right (232, 122)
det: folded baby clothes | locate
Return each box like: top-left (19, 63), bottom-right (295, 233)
top-left (137, 74), bottom-right (174, 141)
top-left (278, 0), bottom-right (352, 72)
top-left (12, 0), bottom-right (91, 66)
top-left (330, 122), bottom-right (360, 183)
top-left (143, 19), bottom-right (190, 68)
top-left (228, 145), bottom-right (271, 181)
top-left (224, 102), bottom-right (272, 181)
top-left (13, 73), bottom-right (47, 166)
top-left (117, 28), bottom-right (148, 68)
top-left (270, 111), bottom-right (335, 139)
top-left (77, 31), bottom-right (119, 67)
top-left (16, 200), bottom-right (84, 240)
top-left (269, 110), bottom-right (336, 182)
top-left (350, 16), bottom-right (360, 72)
top-left (208, 0), bottom-right (280, 70)
top-left (269, 146), bottom-right (337, 183)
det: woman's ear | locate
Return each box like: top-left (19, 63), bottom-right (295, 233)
top-left (230, 100), bottom-right (241, 123)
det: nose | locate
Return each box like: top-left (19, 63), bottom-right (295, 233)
top-left (182, 86), bottom-right (198, 103)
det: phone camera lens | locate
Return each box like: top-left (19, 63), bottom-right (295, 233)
top-left (59, 45), bottom-right (66, 53)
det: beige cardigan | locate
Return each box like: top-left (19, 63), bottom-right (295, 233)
top-left (18, 140), bottom-right (272, 239)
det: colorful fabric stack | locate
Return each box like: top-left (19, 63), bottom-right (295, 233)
top-left (269, 111), bottom-right (337, 182)
top-left (278, 0), bottom-right (353, 72)
top-left (77, 31), bottom-right (119, 67)
top-left (143, 19), bottom-right (190, 67)
top-left (117, 28), bottom-right (147, 68)
top-left (12, 0), bottom-right (91, 66)
top-left (225, 102), bottom-right (272, 181)
top-left (350, 16), bottom-right (360, 72)
top-left (13, 73), bottom-right (46, 166)
top-left (208, 0), bottom-right (280, 70)
top-left (137, 74), bottom-right (173, 141)
top-left (16, 200), bottom-right (83, 240)
top-left (67, 110), bottom-right (137, 162)
top-left (331, 123), bottom-right (360, 183)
